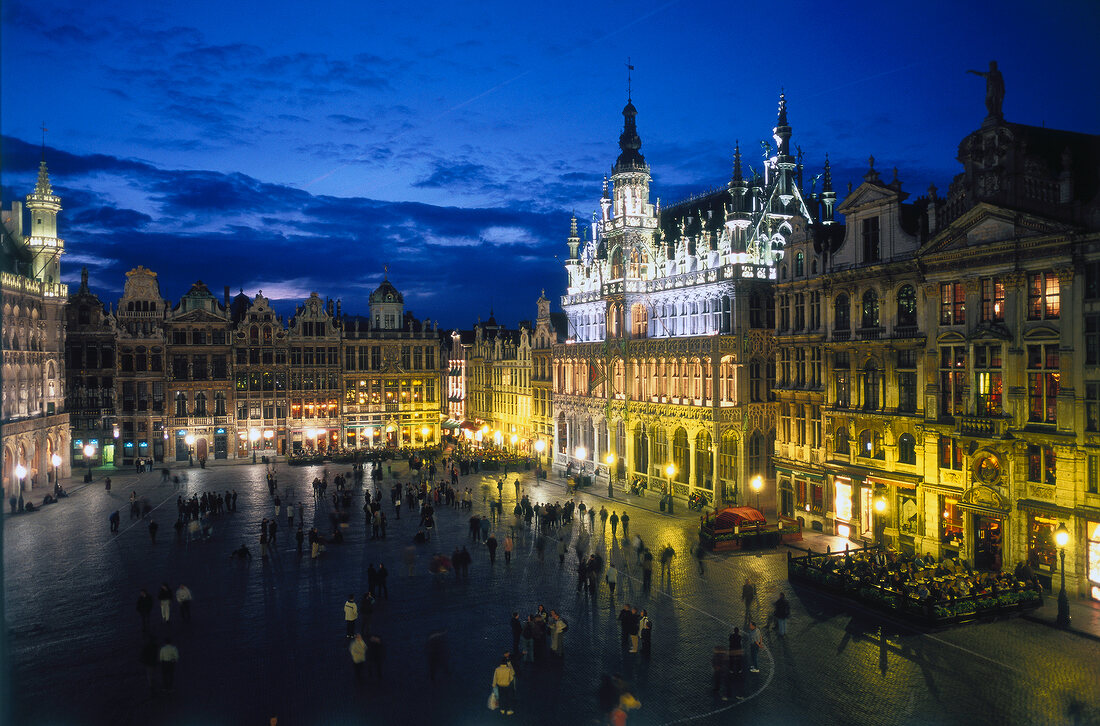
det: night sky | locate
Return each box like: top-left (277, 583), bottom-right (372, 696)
top-left (2, 0), bottom-right (1098, 327)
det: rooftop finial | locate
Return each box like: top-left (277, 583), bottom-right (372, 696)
top-left (777, 91), bottom-right (788, 126)
top-left (383, 263), bottom-right (389, 281)
top-left (40, 122), bottom-right (48, 162)
top-left (570, 213), bottom-right (579, 238)
top-left (822, 153), bottom-right (833, 193)
top-left (731, 141), bottom-right (743, 184)
top-left (626, 57), bottom-right (634, 100)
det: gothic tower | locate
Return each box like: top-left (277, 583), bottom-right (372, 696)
top-left (24, 157), bottom-right (64, 285)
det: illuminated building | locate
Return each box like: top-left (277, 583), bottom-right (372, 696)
top-left (774, 80), bottom-right (1100, 600)
top-left (341, 277), bottom-right (442, 449)
top-left (288, 293), bottom-right (342, 453)
top-left (230, 292), bottom-right (288, 457)
top-left (1, 158), bottom-right (70, 496)
top-left (455, 315), bottom-right (532, 449)
top-left (65, 269), bottom-right (117, 469)
top-left (165, 282), bottom-right (234, 462)
top-left (551, 94), bottom-right (815, 502)
top-left (531, 292), bottom-right (566, 461)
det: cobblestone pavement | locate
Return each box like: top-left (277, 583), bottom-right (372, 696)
top-left (5, 461), bottom-right (1099, 726)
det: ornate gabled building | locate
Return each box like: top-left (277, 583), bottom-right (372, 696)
top-left (113, 266), bottom-right (170, 466)
top-left (340, 278), bottom-right (442, 449)
top-left (775, 71), bottom-right (1100, 601)
top-left (231, 292), bottom-right (288, 457)
top-left (165, 282), bottom-right (233, 462)
top-left (288, 292), bottom-right (342, 453)
top-left (552, 94), bottom-right (817, 503)
top-left (458, 315), bottom-right (532, 449)
top-left (65, 269), bottom-right (117, 468)
top-left (1, 158), bottom-right (70, 497)
top-left (531, 292), bottom-right (566, 463)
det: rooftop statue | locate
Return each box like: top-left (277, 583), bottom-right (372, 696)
top-left (967, 60), bottom-right (1005, 119)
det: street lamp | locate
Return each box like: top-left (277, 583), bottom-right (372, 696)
top-left (14, 464), bottom-right (27, 510)
top-left (1055, 522), bottom-right (1071, 628)
top-left (874, 493), bottom-right (888, 549)
top-left (184, 434), bottom-right (195, 467)
top-left (51, 454), bottom-right (61, 486)
top-left (249, 428), bottom-right (260, 463)
top-left (83, 443), bottom-right (96, 482)
top-left (424, 426), bottom-right (433, 446)
top-left (664, 463), bottom-right (676, 513)
top-left (750, 474), bottom-right (763, 512)
top-left (575, 446), bottom-right (587, 462)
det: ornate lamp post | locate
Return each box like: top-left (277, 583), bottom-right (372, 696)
top-left (534, 438), bottom-right (545, 466)
top-left (83, 443), bottom-right (96, 482)
top-left (665, 463), bottom-right (676, 513)
top-left (51, 454), bottom-right (61, 487)
top-left (1055, 522), bottom-right (1071, 628)
top-left (249, 428), bottom-right (260, 464)
top-left (750, 474), bottom-right (763, 512)
top-left (184, 434), bottom-right (195, 467)
top-left (874, 493), bottom-right (888, 549)
top-left (14, 464), bottom-right (27, 510)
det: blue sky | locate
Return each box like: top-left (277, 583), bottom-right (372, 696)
top-left (2, 0), bottom-right (1098, 326)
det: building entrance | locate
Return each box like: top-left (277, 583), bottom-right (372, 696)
top-left (974, 514), bottom-right (1003, 571)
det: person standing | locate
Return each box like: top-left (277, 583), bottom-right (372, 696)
top-left (549, 610), bottom-right (568, 658)
top-left (148, 519), bottom-right (158, 544)
top-left (742, 579), bottom-right (757, 621)
top-left (726, 628), bottom-right (743, 699)
top-left (110, 510), bottom-right (121, 534)
top-left (747, 621), bottom-right (763, 673)
top-left (510, 612), bottom-right (523, 657)
top-left (344, 594), bottom-right (359, 638)
top-left (367, 633), bottom-right (385, 679)
top-left (137, 589), bottom-right (154, 631)
top-left (377, 563), bottom-right (389, 599)
top-left (349, 633), bottom-right (367, 680)
top-left (268, 519), bottom-right (278, 546)
top-left (610, 511), bottom-right (619, 537)
top-left (175, 584), bottom-right (193, 623)
top-left (618, 604), bottom-right (633, 649)
top-left (639, 609), bottom-right (652, 658)
top-left (487, 533), bottom-right (498, 564)
top-left (773, 592), bottom-right (790, 636)
top-left (606, 563), bottom-right (618, 598)
top-left (503, 534), bottom-right (514, 565)
top-left (620, 512), bottom-right (629, 536)
top-left (492, 655), bottom-right (517, 716)
top-left (159, 637), bottom-right (180, 693)
top-left (157, 583), bottom-right (173, 623)
top-left (641, 550), bottom-right (653, 592)
top-left (557, 537), bottom-right (567, 567)
top-left (694, 543), bottom-right (706, 575)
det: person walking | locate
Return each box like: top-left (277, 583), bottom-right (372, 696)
top-left (175, 584), bottom-right (193, 623)
top-left (377, 563), bottom-right (389, 599)
top-left (712, 644), bottom-right (729, 695)
top-left (773, 592), bottom-right (790, 636)
top-left (268, 519), bottom-right (278, 546)
top-left (606, 563), bottom-right (618, 598)
top-left (742, 579), bottom-right (757, 621)
top-left (148, 519), bottom-right (159, 544)
top-left (510, 612), bottom-right (523, 658)
top-left (492, 655), bottom-right (517, 715)
top-left (159, 637), bottom-right (180, 693)
top-left (157, 583), bottom-right (172, 623)
top-left (349, 633), bottom-right (367, 680)
top-left (557, 536), bottom-right (567, 566)
top-left (295, 526), bottom-right (304, 556)
top-left (367, 633), bottom-right (385, 679)
top-left (609, 511), bottom-right (619, 537)
top-left (487, 533), bottom-right (498, 565)
top-left (503, 534), bottom-right (514, 565)
top-left (694, 543), bottom-right (706, 575)
top-left (620, 512), bottom-right (630, 536)
top-left (344, 594), bottom-right (359, 638)
top-left (641, 549), bottom-right (653, 592)
top-left (660, 544), bottom-right (675, 577)
top-left (137, 589), bottom-right (154, 631)
top-left (726, 629), bottom-right (743, 699)
top-left (747, 621), bottom-right (763, 673)
top-left (110, 510), bottom-right (121, 534)
top-left (549, 610), bottom-right (568, 658)
top-left (639, 609), bottom-right (652, 658)
top-left (618, 604), bottom-right (633, 649)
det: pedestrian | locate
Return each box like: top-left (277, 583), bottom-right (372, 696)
top-left (377, 563), bottom-right (389, 599)
top-left (639, 609), bottom-right (652, 658)
top-left (694, 543), bottom-right (706, 575)
top-left (367, 633), bottom-right (385, 678)
top-left (521, 616), bottom-right (535, 662)
top-left (487, 533), bottom-right (498, 564)
top-left (610, 511), bottom-right (619, 537)
top-left (606, 563), bottom-right (618, 598)
top-left (599, 506), bottom-right (609, 531)
top-left (159, 637), bottom-right (179, 692)
top-left (175, 584), bottom-right (193, 622)
top-left (109, 510), bottom-right (121, 533)
top-left (295, 526), bottom-right (304, 556)
top-left (349, 633), bottom-right (367, 680)
top-left (510, 612), bottom-right (523, 657)
top-left (157, 583), bottom-right (172, 623)
top-left (726, 629), bottom-right (743, 699)
top-left (492, 655), bottom-right (517, 715)
top-left (269, 519), bottom-right (278, 545)
top-left (549, 610), bottom-right (568, 657)
top-left (504, 534), bottom-right (514, 565)
top-left (641, 549), bottom-right (653, 591)
top-left (105, 476), bottom-right (112, 491)
top-left (747, 621), bottom-right (763, 673)
top-left (140, 635), bottom-right (159, 694)
top-left (630, 608), bottom-right (642, 653)
top-left (742, 578), bottom-right (756, 619)
top-left (660, 544), bottom-right (675, 576)
top-left (557, 537), bottom-right (567, 566)
top-left (621, 511), bottom-right (629, 536)
top-left (344, 594), bottom-right (359, 638)
top-left (618, 604), bottom-right (633, 649)
top-left (426, 630), bottom-right (448, 681)
top-left (360, 591), bottom-right (375, 635)
top-left (148, 519), bottom-right (159, 544)
top-left (712, 644), bottom-right (729, 694)
top-left (773, 592), bottom-right (790, 636)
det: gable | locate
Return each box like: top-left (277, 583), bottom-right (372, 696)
top-left (837, 183), bottom-right (897, 214)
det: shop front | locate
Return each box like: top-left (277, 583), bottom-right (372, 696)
top-left (1087, 518), bottom-right (1100, 601)
top-left (956, 485), bottom-right (1010, 572)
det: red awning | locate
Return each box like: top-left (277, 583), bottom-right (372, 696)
top-left (459, 421), bottom-right (479, 431)
top-left (709, 506), bottom-right (767, 529)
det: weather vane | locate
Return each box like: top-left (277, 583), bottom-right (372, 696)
top-left (626, 58), bottom-right (634, 99)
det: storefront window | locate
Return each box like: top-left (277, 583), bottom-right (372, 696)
top-left (1027, 514), bottom-right (1059, 579)
top-left (835, 480), bottom-right (853, 521)
top-left (811, 483), bottom-right (824, 514)
top-left (860, 487), bottom-right (874, 538)
top-left (1087, 520), bottom-right (1100, 601)
top-left (795, 480), bottom-right (807, 509)
top-left (899, 490), bottom-right (919, 535)
top-left (941, 495), bottom-right (963, 544)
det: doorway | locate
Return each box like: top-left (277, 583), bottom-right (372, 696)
top-left (974, 515), bottom-right (1003, 571)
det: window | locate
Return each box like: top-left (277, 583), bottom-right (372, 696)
top-left (191, 356), bottom-right (207, 380)
top-left (896, 285), bottom-right (917, 328)
top-left (193, 330), bottom-right (207, 345)
top-left (1027, 344), bottom-right (1059, 424)
top-left (795, 252), bottom-right (804, 277)
top-left (974, 344), bottom-right (1002, 415)
top-left (861, 217), bottom-right (880, 263)
top-left (1089, 455), bottom-right (1099, 494)
top-left (835, 352), bottom-right (850, 408)
top-left (939, 346), bottom-right (966, 418)
top-left (173, 356), bottom-right (188, 380)
top-left (194, 392), bottom-right (207, 416)
top-left (1027, 445), bottom-right (1056, 485)
top-left (861, 290), bottom-right (879, 329)
top-left (749, 293), bottom-right (766, 329)
top-left (213, 330), bottom-right (226, 345)
top-left (1027, 272), bottom-right (1060, 320)
top-left (858, 430), bottom-right (883, 459)
top-left (898, 433), bottom-right (916, 465)
top-left (175, 392), bottom-right (187, 417)
top-left (835, 427), bottom-right (850, 455)
top-left (940, 283), bottom-right (965, 326)
top-left (981, 278), bottom-right (1005, 323)
top-left (862, 361), bottom-right (881, 411)
top-left (1086, 261), bottom-right (1100, 300)
top-left (939, 436), bottom-right (963, 470)
top-left (834, 294), bottom-right (850, 330)
top-left (215, 392), bottom-right (226, 416)
top-left (212, 356), bottom-right (227, 380)
top-left (779, 295), bottom-right (790, 332)
top-left (810, 292), bottom-right (821, 330)
top-left (794, 294), bottom-right (805, 331)
top-left (1087, 383), bottom-right (1100, 432)
top-left (173, 330), bottom-right (187, 345)
top-left (749, 361), bottom-right (764, 403)
top-left (897, 349), bottom-right (917, 413)
top-left (371, 346), bottom-right (381, 370)
top-left (1087, 316), bottom-right (1100, 365)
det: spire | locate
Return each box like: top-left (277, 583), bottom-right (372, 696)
top-left (773, 91), bottom-right (792, 159)
top-left (35, 159), bottom-right (54, 197)
top-left (614, 96), bottom-right (646, 173)
top-left (822, 154), bottom-right (833, 193)
top-left (820, 154), bottom-right (837, 225)
top-left (570, 213), bottom-right (578, 238)
top-left (731, 141), bottom-right (744, 185)
top-left (777, 91), bottom-right (788, 126)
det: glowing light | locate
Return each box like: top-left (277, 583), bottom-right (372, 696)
top-left (184, 434), bottom-right (195, 446)
top-left (113, 426), bottom-right (120, 438)
top-left (15, 464), bottom-right (27, 479)
top-left (874, 496), bottom-right (887, 513)
top-left (665, 463), bottom-right (676, 477)
top-left (534, 440), bottom-right (546, 453)
top-left (249, 428), bottom-right (261, 442)
top-left (422, 427), bottom-right (431, 437)
top-left (605, 453), bottom-right (615, 465)
top-left (263, 430), bottom-right (274, 440)
top-left (83, 444), bottom-right (95, 458)
top-left (1055, 522), bottom-right (1070, 549)
top-left (51, 454), bottom-right (62, 467)
top-left (750, 475), bottom-right (763, 493)
top-left (510, 434), bottom-right (518, 445)
top-left (575, 446), bottom-right (587, 460)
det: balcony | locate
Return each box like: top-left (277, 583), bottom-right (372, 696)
top-left (956, 414), bottom-right (1008, 438)
top-left (857, 327), bottom-right (884, 340)
top-left (833, 330), bottom-right (851, 342)
top-left (892, 326), bottom-right (922, 339)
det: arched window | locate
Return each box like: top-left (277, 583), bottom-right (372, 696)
top-left (795, 252), bottom-right (804, 277)
top-left (250, 326), bottom-right (259, 343)
top-left (263, 325), bottom-right (273, 344)
top-left (627, 247), bottom-right (649, 278)
top-left (897, 285), bottom-right (917, 327)
top-left (858, 429), bottom-right (882, 459)
top-left (610, 248), bottom-right (624, 279)
top-left (194, 392), bottom-right (208, 416)
top-left (898, 433), bottom-right (916, 464)
top-left (175, 391), bottom-right (188, 417)
top-left (631, 304), bottom-right (648, 338)
top-left (861, 289), bottom-right (879, 329)
top-left (748, 430), bottom-right (767, 480)
top-left (214, 391), bottom-right (227, 416)
top-left (835, 427), bottom-right (850, 455)
top-left (834, 294), bottom-right (850, 330)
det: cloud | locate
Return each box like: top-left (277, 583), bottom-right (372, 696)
top-left (413, 160), bottom-right (503, 193)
